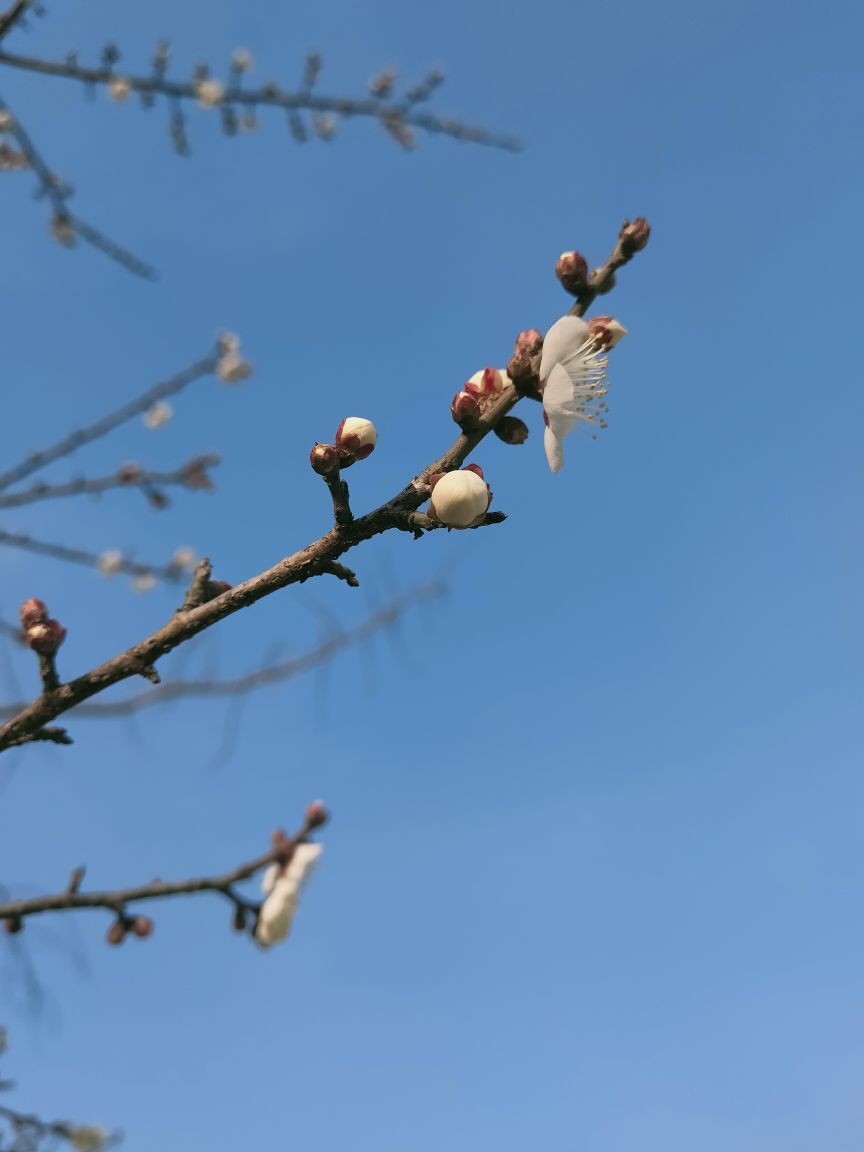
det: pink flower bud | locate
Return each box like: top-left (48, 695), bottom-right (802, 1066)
top-left (131, 916), bottom-right (154, 939)
top-left (451, 390), bottom-right (481, 430)
top-left (556, 251), bottom-right (589, 293)
top-left (335, 417), bottom-right (377, 460)
top-left (427, 467), bottom-right (491, 529)
top-left (620, 217), bottom-right (650, 254)
top-left (106, 920), bottom-right (127, 946)
top-left (587, 315), bottom-right (628, 350)
top-left (19, 598), bottom-right (48, 631)
top-left (465, 367), bottom-right (506, 399)
top-left (494, 416), bottom-right (529, 445)
top-left (310, 442), bottom-right (341, 476)
top-left (26, 619), bottom-right (66, 656)
top-left (305, 800), bottom-right (329, 829)
top-left (514, 328), bottom-right (543, 355)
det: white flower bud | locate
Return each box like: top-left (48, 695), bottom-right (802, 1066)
top-left (172, 547), bottom-right (197, 570)
top-left (465, 367), bottom-right (507, 398)
top-left (132, 573), bottom-right (156, 593)
top-left (427, 468), bottom-right (490, 529)
top-left (231, 48), bottom-right (253, 72)
top-left (256, 843), bottom-right (322, 948)
top-left (108, 76), bottom-right (132, 102)
top-left (69, 1126), bottom-right (110, 1152)
top-left (335, 417), bottom-right (377, 460)
top-left (195, 79), bottom-right (225, 108)
top-left (216, 353), bottom-right (252, 383)
top-left (143, 401), bottom-right (172, 429)
top-left (98, 550), bottom-right (124, 576)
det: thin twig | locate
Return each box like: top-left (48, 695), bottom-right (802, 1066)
top-left (0, 455), bottom-right (219, 509)
top-left (0, 530), bottom-right (188, 584)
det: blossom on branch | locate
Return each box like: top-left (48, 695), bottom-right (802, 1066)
top-left (255, 843), bottom-right (323, 948)
top-left (427, 466), bottom-right (491, 528)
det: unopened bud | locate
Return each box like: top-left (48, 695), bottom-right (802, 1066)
top-left (130, 916), bottom-right (154, 939)
top-left (106, 919), bottom-right (127, 946)
top-left (205, 579), bottom-right (232, 598)
top-left (310, 442), bottom-right (341, 476)
top-left (451, 390), bottom-right (481, 430)
top-left (514, 328), bottom-right (543, 355)
top-left (427, 467), bottom-right (491, 529)
top-left (19, 598), bottom-right (48, 630)
top-left (506, 349), bottom-right (535, 384)
top-left (26, 619), bottom-right (66, 656)
top-left (587, 315), bottom-right (628, 350)
top-left (494, 416), bottom-right (529, 445)
top-left (619, 217), bottom-right (650, 255)
top-left (335, 417), bottom-right (377, 461)
top-left (3, 915), bottom-right (22, 935)
top-left (305, 800), bottom-right (329, 829)
top-left (465, 367), bottom-right (506, 400)
top-left (556, 251), bottom-right (589, 294)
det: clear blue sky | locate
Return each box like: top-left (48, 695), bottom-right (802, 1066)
top-left (2, 0), bottom-right (863, 1148)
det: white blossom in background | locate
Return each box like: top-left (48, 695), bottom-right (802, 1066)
top-left (108, 76), bottom-right (132, 102)
top-left (97, 550), bottom-right (124, 576)
top-left (216, 332), bottom-right (252, 383)
top-left (0, 110), bottom-right (14, 131)
top-left (172, 546), bottom-right (197, 570)
top-left (132, 573), bottom-right (156, 593)
top-left (231, 48), bottom-right (253, 72)
top-left (68, 1125), bottom-right (111, 1152)
top-left (255, 843), bottom-right (322, 948)
top-left (143, 401), bottom-right (172, 429)
top-left (195, 79), bottom-right (225, 108)
top-left (539, 315), bottom-right (612, 473)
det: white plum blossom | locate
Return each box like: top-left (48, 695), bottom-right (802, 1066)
top-left (172, 546), bottom-right (197, 570)
top-left (215, 332), bottom-right (252, 383)
top-left (98, 550), bottom-right (124, 576)
top-left (195, 79), bottom-right (225, 108)
top-left (255, 843), bottom-right (322, 949)
top-left (427, 467), bottom-right (491, 528)
top-left (539, 315), bottom-right (610, 473)
top-left (143, 401), bottom-right (172, 429)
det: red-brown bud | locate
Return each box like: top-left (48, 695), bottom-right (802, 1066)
top-left (305, 799), bottom-right (329, 829)
top-left (26, 619), bottom-right (66, 656)
top-left (19, 598), bottom-right (48, 631)
top-left (310, 442), bottom-right (340, 476)
top-left (130, 915), bottom-right (154, 939)
top-left (451, 390), bottom-right (481, 430)
top-left (3, 915), bottom-right (22, 935)
top-left (106, 919), bottom-right (127, 946)
top-left (555, 251), bottom-right (589, 294)
top-left (494, 416), bottom-right (529, 445)
top-left (619, 217), bottom-right (650, 255)
top-left (464, 367), bottom-right (505, 400)
top-left (514, 328), bottom-right (543, 355)
top-left (206, 579), bottom-right (232, 598)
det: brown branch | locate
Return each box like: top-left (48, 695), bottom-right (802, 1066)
top-left (0, 581), bottom-right (441, 717)
top-left (0, 227), bottom-right (648, 753)
top-left (0, 454), bottom-right (219, 509)
top-left (0, 530), bottom-right (188, 584)
top-left (0, 0), bottom-right (34, 43)
top-left (0, 94), bottom-right (156, 278)
top-left (569, 218), bottom-right (652, 318)
top-left (0, 806), bottom-right (326, 932)
top-left (0, 349), bottom-right (220, 492)
top-left (0, 49), bottom-right (520, 152)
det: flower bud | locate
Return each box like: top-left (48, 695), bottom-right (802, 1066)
top-left (216, 354), bottom-right (252, 383)
top-left (26, 619), bottom-right (66, 656)
top-left (309, 442), bottom-right (341, 476)
top-left (465, 367), bottom-right (506, 399)
top-left (195, 78), bottom-right (225, 108)
top-left (427, 467), bottom-right (491, 529)
top-left (106, 919), bottom-right (127, 946)
top-left (587, 315), bottom-right (628, 350)
top-left (305, 800), bottom-right (329, 829)
top-left (108, 75), bottom-right (132, 102)
top-left (3, 915), bottom-right (22, 935)
top-left (205, 579), bottom-right (232, 598)
top-left (620, 217), bottom-right (650, 255)
top-left (556, 251), bottom-right (589, 294)
top-left (335, 417), bottom-right (377, 461)
top-left (98, 550), bottom-right (124, 576)
top-left (494, 416), bottom-right (529, 445)
top-left (130, 916), bottom-right (154, 939)
top-left (462, 463), bottom-right (485, 479)
top-left (19, 598), bottom-right (48, 630)
top-left (232, 904), bottom-right (248, 932)
top-left (451, 390), bottom-right (481, 430)
top-left (515, 328), bottom-right (543, 355)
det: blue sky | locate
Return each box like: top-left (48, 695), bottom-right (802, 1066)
top-left (1, 0), bottom-right (863, 1148)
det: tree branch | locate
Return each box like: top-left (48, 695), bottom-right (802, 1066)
top-left (0, 530), bottom-right (189, 584)
top-left (0, 454), bottom-right (219, 509)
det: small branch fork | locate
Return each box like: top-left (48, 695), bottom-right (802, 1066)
top-left (0, 222), bottom-right (648, 753)
top-left (0, 804), bottom-right (328, 944)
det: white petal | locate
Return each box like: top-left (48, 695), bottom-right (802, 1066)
top-left (539, 316), bottom-right (590, 382)
top-left (544, 426), bottom-right (564, 473)
top-left (542, 362), bottom-right (581, 438)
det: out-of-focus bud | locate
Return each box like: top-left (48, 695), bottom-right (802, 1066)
top-left (335, 417), bottom-right (377, 461)
top-left (309, 442), bottom-right (341, 476)
top-left (19, 598), bottom-right (48, 630)
top-left (98, 550), bottom-right (124, 576)
top-left (556, 251), bottom-right (589, 294)
top-left (451, 390), bottom-right (481, 430)
top-left (231, 48), bottom-right (253, 72)
top-left (106, 919), bottom-right (127, 946)
top-left (515, 328), bottom-right (543, 355)
top-left (26, 619), bottom-right (66, 656)
top-left (232, 904), bottom-right (248, 932)
top-left (619, 217), bottom-right (650, 255)
top-left (305, 800), bottom-right (329, 829)
top-left (465, 367), bottom-right (506, 400)
top-left (427, 467), bottom-right (491, 529)
top-left (108, 75), bottom-right (132, 102)
top-left (195, 78), bottom-right (225, 108)
top-left (587, 315), bottom-right (628, 350)
top-left (143, 401), bottom-right (172, 429)
top-left (494, 416), bottom-right (529, 445)
top-left (68, 1125), bottom-right (111, 1152)
top-left (131, 916), bottom-right (154, 939)
top-left (3, 915), bottom-right (22, 934)
top-left (216, 354), bottom-right (252, 383)
top-left (205, 579), bottom-right (232, 598)
top-left (50, 214), bottom-right (75, 247)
